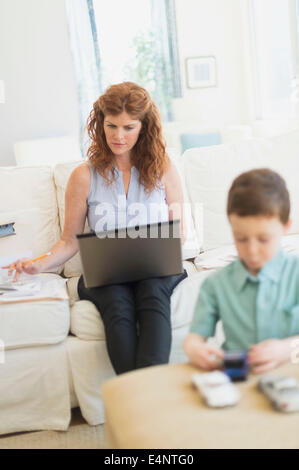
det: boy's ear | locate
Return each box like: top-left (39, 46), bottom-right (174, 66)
top-left (284, 218), bottom-right (292, 234)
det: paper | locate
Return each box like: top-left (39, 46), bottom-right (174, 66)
top-left (0, 252), bottom-right (69, 304)
top-left (0, 276), bottom-right (42, 297)
top-left (195, 245), bottom-right (238, 270)
top-left (0, 275), bottom-right (68, 304)
top-left (282, 236), bottom-right (299, 255)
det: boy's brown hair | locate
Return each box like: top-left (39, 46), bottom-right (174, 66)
top-left (227, 168), bottom-right (290, 224)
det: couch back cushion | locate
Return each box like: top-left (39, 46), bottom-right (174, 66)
top-left (0, 166), bottom-right (61, 273)
top-left (14, 135), bottom-right (82, 167)
top-left (182, 130), bottom-right (299, 251)
top-left (54, 161), bottom-right (90, 278)
top-left (168, 151), bottom-right (200, 259)
top-left (0, 209), bottom-right (56, 271)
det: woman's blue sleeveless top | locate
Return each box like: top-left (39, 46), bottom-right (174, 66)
top-left (87, 163), bottom-right (169, 233)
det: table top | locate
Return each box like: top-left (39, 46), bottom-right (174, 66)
top-left (101, 361), bottom-right (299, 449)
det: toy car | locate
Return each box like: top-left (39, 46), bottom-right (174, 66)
top-left (258, 375), bottom-right (299, 412)
top-left (192, 370), bottom-right (241, 408)
top-left (223, 350), bottom-right (249, 381)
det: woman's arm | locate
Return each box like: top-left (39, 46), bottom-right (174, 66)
top-left (162, 161), bottom-right (186, 244)
top-left (6, 163), bottom-right (90, 280)
top-left (38, 162), bottom-right (91, 271)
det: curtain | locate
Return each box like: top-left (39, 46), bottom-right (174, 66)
top-left (164, 0), bottom-right (182, 99)
top-left (150, 0), bottom-right (182, 120)
top-left (65, 0), bottom-right (102, 153)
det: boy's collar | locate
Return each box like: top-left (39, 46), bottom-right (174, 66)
top-left (233, 248), bottom-right (285, 292)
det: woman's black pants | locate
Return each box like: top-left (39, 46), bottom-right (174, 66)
top-left (77, 269), bottom-right (188, 375)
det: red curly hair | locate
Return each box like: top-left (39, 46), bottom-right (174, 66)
top-left (86, 82), bottom-right (170, 194)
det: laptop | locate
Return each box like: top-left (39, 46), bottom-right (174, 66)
top-left (76, 219), bottom-right (183, 288)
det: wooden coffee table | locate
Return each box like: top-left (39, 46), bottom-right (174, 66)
top-left (101, 362), bottom-right (299, 449)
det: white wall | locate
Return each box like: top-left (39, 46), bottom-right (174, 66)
top-left (0, 0), bottom-right (251, 167)
top-left (0, 0), bottom-right (80, 166)
top-left (174, 0), bottom-right (250, 126)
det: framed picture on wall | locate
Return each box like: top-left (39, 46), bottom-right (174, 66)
top-left (185, 56), bottom-right (217, 89)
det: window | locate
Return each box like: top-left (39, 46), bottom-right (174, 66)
top-left (66, 0), bottom-right (181, 142)
top-left (250, 0), bottom-right (298, 118)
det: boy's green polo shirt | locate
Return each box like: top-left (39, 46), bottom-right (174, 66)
top-left (190, 249), bottom-right (299, 350)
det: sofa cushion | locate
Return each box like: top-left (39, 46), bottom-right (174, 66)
top-left (67, 275), bottom-right (81, 306)
top-left (180, 132), bottom-right (222, 153)
top-left (53, 161), bottom-right (90, 278)
top-left (183, 130), bottom-right (299, 251)
top-left (70, 300), bottom-right (106, 341)
top-left (14, 135), bottom-right (82, 167)
top-left (0, 208), bottom-right (61, 272)
top-left (0, 273), bottom-right (70, 350)
top-left (69, 261), bottom-right (202, 341)
top-left (0, 166), bottom-right (61, 273)
top-left (169, 152), bottom-right (201, 259)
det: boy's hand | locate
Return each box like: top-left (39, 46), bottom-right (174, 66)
top-left (248, 339), bottom-right (291, 374)
top-left (184, 333), bottom-right (224, 371)
top-left (194, 343), bottom-right (225, 371)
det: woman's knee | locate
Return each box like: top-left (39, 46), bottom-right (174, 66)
top-left (79, 281), bottom-right (134, 315)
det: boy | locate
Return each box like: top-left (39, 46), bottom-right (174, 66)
top-left (184, 168), bottom-right (299, 374)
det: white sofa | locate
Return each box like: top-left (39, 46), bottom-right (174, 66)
top-left (0, 159), bottom-right (203, 436)
top-left (1, 128), bottom-right (299, 436)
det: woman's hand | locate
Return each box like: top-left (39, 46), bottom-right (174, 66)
top-left (184, 333), bottom-right (224, 371)
top-left (1, 258), bottom-right (42, 282)
top-left (248, 339), bottom-right (291, 374)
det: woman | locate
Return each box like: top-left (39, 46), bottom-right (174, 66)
top-left (5, 82), bottom-right (187, 374)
